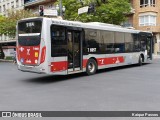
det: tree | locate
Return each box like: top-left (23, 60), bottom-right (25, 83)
top-left (0, 9), bottom-right (37, 37)
top-left (57, 0), bottom-right (131, 25)
top-left (0, 15), bottom-right (7, 36)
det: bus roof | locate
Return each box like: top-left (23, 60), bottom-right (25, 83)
top-left (50, 18), bottom-right (140, 33)
top-left (19, 17), bottom-right (152, 34)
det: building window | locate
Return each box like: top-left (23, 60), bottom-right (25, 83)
top-left (11, 1), bottom-right (14, 8)
top-left (16, 0), bottom-right (19, 8)
top-left (7, 3), bottom-right (10, 9)
top-left (3, 5), bottom-right (5, 12)
top-left (21, 0), bottom-right (24, 6)
top-left (139, 15), bottom-right (156, 26)
top-left (140, 0), bottom-right (155, 7)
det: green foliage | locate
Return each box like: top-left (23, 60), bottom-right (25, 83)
top-left (0, 15), bottom-right (7, 36)
top-left (57, 0), bottom-right (131, 25)
top-left (5, 56), bottom-right (13, 60)
top-left (0, 9), bottom-right (37, 37)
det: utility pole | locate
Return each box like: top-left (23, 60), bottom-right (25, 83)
top-left (59, 0), bottom-right (62, 17)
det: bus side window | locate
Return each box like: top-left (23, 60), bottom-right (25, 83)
top-left (100, 30), bottom-right (114, 54)
top-left (50, 25), bottom-right (67, 57)
top-left (133, 34), bottom-right (140, 52)
top-left (84, 29), bottom-right (100, 53)
top-left (114, 32), bottom-right (125, 53)
top-left (125, 33), bottom-right (134, 52)
top-left (139, 35), bottom-right (147, 51)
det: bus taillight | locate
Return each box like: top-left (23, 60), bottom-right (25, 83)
top-left (40, 46), bottom-right (46, 64)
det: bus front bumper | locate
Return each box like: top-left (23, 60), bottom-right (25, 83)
top-left (17, 64), bottom-right (46, 74)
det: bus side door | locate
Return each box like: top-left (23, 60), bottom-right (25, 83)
top-left (67, 27), bottom-right (82, 73)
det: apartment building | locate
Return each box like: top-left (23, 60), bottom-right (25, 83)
top-left (0, 0), bottom-right (57, 58)
top-left (0, 0), bottom-right (24, 42)
top-left (0, 0), bottom-right (24, 58)
top-left (24, 0), bottom-right (56, 15)
top-left (125, 0), bottom-right (160, 54)
top-left (0, 0), bottom-right (24, 16)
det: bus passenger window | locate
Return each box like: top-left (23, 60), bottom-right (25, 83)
top-left (100, 31), bottom-right (114, 54)
top-left (140, 35), bottom-right (147, 51)
top-left (114, 32), bottom-right (125, 53)
top-left (125, 33), bottom-right (134, 52)
top-left (51, 25), bottom-right (67, 57)
top-left (133, 34), bottom-right (140, 52)
top-left (85, 29), bottom-right (100, 53)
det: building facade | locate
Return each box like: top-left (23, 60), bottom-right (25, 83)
top-left (125, 0), bottom-right (160, 54)
top-left (0, 0), bottom-right (57, 59)
top-left (24, 0), bottom-right (56, 15)
top-left (0, 0), bottom-right (24, 16)
top-left (0, 0), bottom-right (24, 42)
top-left (0, 0), bottom-right (24, 58)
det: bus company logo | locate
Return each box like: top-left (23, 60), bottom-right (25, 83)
top-left (27, 49), bottom-right (30, 55)
top-left (2, 112), bottom-right (11, 117)
top-left (19, 47), bottom-right (24, 52)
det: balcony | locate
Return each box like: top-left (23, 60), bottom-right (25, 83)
top-left (24, 0), bottom-right (54, 7)
top-left (140, 4), bottom-right (155, 8)
top-left (139, 5), bottom-right (158, 13)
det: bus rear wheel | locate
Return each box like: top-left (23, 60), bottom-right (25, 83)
top-left (86, 59), bottom-right (97, 75)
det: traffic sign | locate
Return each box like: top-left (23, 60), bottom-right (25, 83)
top-left (44, 9), bottom-right (58, 16)
top-left (78, 6), bottom-right (89, 15)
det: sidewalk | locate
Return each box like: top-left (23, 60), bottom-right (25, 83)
top-left (0, 59), bottom-right (13, 62)
top-left (153, 54), bottom-right (160, 59)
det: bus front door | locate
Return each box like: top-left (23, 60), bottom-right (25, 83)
top-left (67, 30), bottom-right (82, 73)
top-left (139, 32), bottom-right (153, 60)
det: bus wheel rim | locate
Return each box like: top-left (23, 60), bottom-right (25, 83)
top-left (88, 62), bottom-right (95, 73)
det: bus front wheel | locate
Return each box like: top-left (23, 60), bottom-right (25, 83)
top-left (86, 59), bottom-right (97, 75)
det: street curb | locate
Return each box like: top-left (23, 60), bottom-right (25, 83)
top-left (153, 55), bottom-right (160, 59)
top-left (0, 59), bottom-right (13, 62)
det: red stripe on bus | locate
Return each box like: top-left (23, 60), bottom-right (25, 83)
top-left (97, 56), bottom-right (124, 66)
top-left (51, 61), bottom-right (68, 72)
top-left (83, 56), bottom-right (124, 68)
top-left (83, 59), bottom-right (88, 68)
top-left (40, 46), bottom-right (46, 64)
top-left (16, 46), bottom-right (20, 61)
top-left (50, 56), bottom-right (124, 72)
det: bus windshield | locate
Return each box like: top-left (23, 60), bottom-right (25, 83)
top-left (18, 20), bottom-right (42, 46)
top-left (18, 20), bottom-right (42, 34)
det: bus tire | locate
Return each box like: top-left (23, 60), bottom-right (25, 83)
top-left (138, 55), bottom-right (142, 66)
top-left (86, 59), bottom-right (97, 75)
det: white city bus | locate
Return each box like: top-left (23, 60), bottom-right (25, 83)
top-left (17, 17), bottom-right (153, 75)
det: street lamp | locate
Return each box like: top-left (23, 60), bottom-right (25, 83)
top-left (62, 6), bottom-right (66, 12)
top-left (56, 1), bottom-right (65, 17)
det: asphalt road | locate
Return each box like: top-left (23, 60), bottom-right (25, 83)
top-left (0, 59), bottom-right (160, 119)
